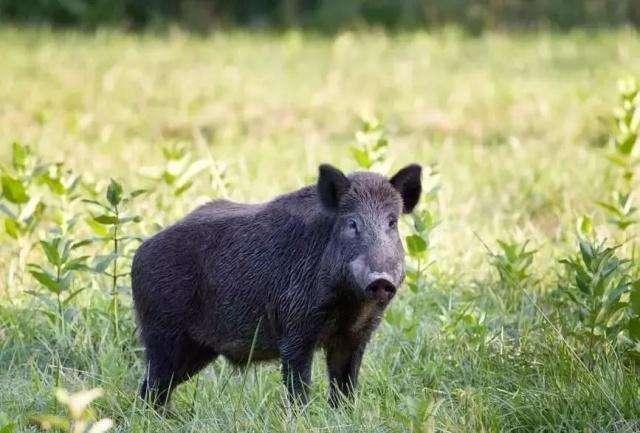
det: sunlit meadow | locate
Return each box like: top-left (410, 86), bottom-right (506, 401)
top-left (1, 27), bottom-right (640, 432)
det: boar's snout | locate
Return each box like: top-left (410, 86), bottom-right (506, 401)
top-left (349, 255), bottom-right (402, 303)
top-left (365, 273), bottom-right (397, 303)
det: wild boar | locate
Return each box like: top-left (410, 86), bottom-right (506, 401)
top-left (131, 163), bottom-right (422, 406)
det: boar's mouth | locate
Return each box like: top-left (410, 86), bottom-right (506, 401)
top-left (365, 278), bottom-right (397, 302)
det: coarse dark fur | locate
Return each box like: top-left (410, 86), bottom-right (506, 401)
top-left (131, 163), bottom-right (422, 407)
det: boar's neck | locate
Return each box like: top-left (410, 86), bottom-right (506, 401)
top-left (265, 185), bottom-right (338, 296)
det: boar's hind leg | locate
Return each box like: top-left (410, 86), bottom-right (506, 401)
top-left (140, 332), bottom-right (217, 407)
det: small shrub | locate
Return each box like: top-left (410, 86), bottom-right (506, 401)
top-left (140, 142), bottom-right (230, 223)
top-left (27, 228), bottom-right (89, 333)
top-left (350, 116), bottom-right (390, 173)
top-left (489, 239), bottom-right (536, 310)
top-left (597, 77), bottom-right (639, 234)
top-left (140, 143), bottom-right (210, 198)
top-left (404, 182), bottom-right (440, 294)
top-left (609, 77), bottom-right (639, 184)
top-left (83, 179), bottom-right (144, 340)
top-left (558, 237), bottom-right (639, 357)
top-left (437, 302), bottom-right (490, 350)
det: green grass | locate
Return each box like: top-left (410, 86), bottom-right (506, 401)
top-left (1, 27), bottom-right (640, 432)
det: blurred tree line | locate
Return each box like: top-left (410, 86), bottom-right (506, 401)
top-left (1, 0), bottom-right (639, 33)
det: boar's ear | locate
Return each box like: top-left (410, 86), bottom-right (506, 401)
top-left (390, 164), bottom-right (422, 213)
top-left (317, 164), bottom-right (351, 211)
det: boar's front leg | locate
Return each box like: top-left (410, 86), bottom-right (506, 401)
top-left (279, 338), bottom-right (315, 405)
top-left (325, 337), bottom-right (368, 406)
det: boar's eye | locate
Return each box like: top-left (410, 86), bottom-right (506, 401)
top-left (388, 217), bottom-right (398, 229)
top-left (347, 218), bottom-right (359, 234)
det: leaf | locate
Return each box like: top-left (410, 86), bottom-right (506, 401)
top-left (350, 147), bottom-right (373, 169)
top-left (118, 215), bottom-right (141, 224)
top-left (413, 211), bottom-right (435, 234)
top-left (578, 215), bottom-right (593, 237)
top-left (71, 239), bottom-right (94, 249)
top-left (93, 214), bottom-right (118, 225)
top-left (563, 288), bottom-right (587, 309)
top-left (406, 234), bottom-right (427, 256)
top-left (93, 254), bottom-right (118, 273)
top-left (596, 200), bottom-right (625, 218)
top-left (40, 239), bottom-right (61, 266)
top-left (62, 287), bottom-right (87, 306)
top-left (117, 235), bottom-right (144, 243)
top-left (162, 144), bottom-right (187, 160)
top-left (62, 256), bottom-right (90, 273)
top-left (39, 309), bottom-right (59, 325)
top-left (11, 141), bottom-right (29, 171)
top-left (106, 179), bottom-right (123, 207)
top-left (4, 218), bottom-right (21, 239)
top-left (41, 175), bottom-right (66, 195)
top-left (81, 199), bottom-right (112, 211)
top-left (174, 180), bottom-right (193, 196)
top-left (29, 270), bottom-right (61, 294)
top-left (129, 189), bottom-right (148, 199)
top-left (175, 159), bottom-right (209, 191)
top-left (165, 153), bottom-right (191, 180)
top-left (86, 217), bottom-right (110, 237)
top-left (578, 238), bottom-right (594, 269)
top-left (1, 175), bottom-right (29, 204)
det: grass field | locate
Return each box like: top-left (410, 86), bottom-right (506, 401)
top-left (1, 27), bottom-right (640, 432)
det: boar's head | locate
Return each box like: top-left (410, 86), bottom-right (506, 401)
top-left (317, 163), bottom-right (422, 304)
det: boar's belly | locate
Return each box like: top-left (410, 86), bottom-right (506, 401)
top-left (219, 340), bottom-right (280, 365)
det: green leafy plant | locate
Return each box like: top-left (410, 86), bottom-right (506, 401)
top-left (83, 179), bottom-right (144, 340)
top-left (596, 190), bottom-right (637, 230)
top-left (569, 78), bottom-right (640, 358)
top-left (597, 77), bottom-right (639, 234)
top-left (33, 388), bottom-right (113, 433)
top-left (491, 240), bottom-right (536, 286)
top-left (350, 116), bottom-right (390, 172)
top-left (0, 142), bottom-right (81, 240)
top-left (489, 239), bottom-right (536, 310)
top-left (0, 142), bottom-right (42, 240)
top-left (437, 302), bottom-right (490, 349)
top-left (27, 228), bottom-right (89, 332)
top-left (404, 166), bottom-right (440, 294)
top-left (139, 143), bottom-right (230, 226)
top-left (1, 142), bottom-right (83, 297)
top-left (558, 238), bottom-right (639, 357)
top-left (140, 143), bottom-right (210, 198)
top-left (386, 166), bottom-right (440, 337)
top-left (609, 77), bottom-right (639, 184)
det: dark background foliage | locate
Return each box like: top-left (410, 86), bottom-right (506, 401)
top-left (1, 0), bottom-right (639, 33)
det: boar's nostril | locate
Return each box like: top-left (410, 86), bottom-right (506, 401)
top-left (366, 278), bottom-right (396, 295)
